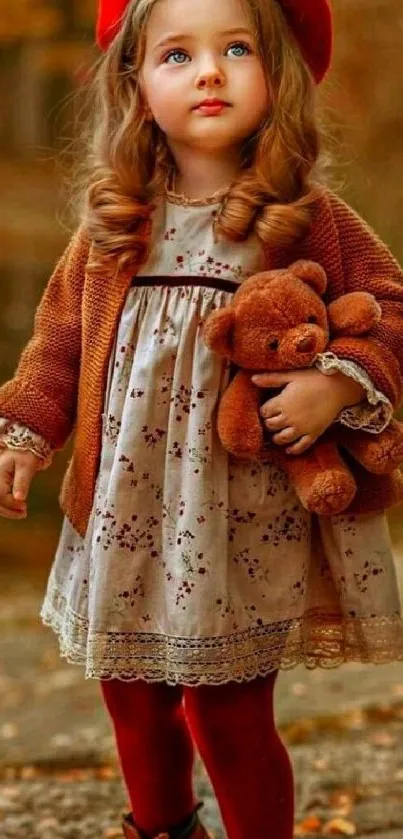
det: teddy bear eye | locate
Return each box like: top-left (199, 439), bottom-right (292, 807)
top-left (307, 315), bottom-right (318, 324)
top-left (269, 339), bottom-right (279, 350)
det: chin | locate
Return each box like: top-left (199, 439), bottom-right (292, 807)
top-left (186, 130), bottom-right (242, 151)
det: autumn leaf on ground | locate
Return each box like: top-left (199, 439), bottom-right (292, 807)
top-left (322, 817), bottom-right (357, 835)
top-left (96, 765), bottom-right (120, 779)
top-left (293, 815), bottom-right (322, 835)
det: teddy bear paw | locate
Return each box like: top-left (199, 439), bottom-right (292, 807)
top-left (218, 422), bottom-right (263, 458)
top-left (353, 425), bottom-right (403, 475)
top-left (303, 470), bottom-right (357, 517)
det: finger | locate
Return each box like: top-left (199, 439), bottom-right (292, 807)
top-left (0, 491), bottom-right (26, 512)
top-left (0, 466), bottom-right (14, 497)
top-left (260, 396), bottom-right (284, 418)
top-left (286, 435), bottom-right (314, 455)
top-left (252, 372), bottom-right (292, 388)
top-left (272, 427), bottom-right (299, 446)
top-left (12, 465), bottom-right (33, 502)
top-left (0, 503), bottom-right (26, 519)
top-left (261, 413), bottom-right (286, 430)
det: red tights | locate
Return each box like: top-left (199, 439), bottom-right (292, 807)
top-left (100, 672), bottom-right (294, 839)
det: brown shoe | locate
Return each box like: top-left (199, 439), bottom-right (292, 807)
top-left (121, 812), bottom-right (168, 839)
top-left (121, 806), bottom-right (213, 839)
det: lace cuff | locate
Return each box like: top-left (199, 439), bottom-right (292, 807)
top-left (0, 417), bottom-right (53, 470)
top-left (315, 352), bottom-right (393, 434)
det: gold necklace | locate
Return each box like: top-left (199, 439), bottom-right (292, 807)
top-left (165, 168), bottom-right (231, 206)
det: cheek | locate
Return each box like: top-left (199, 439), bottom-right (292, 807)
top-left (233, 69), bottom-right (270, 134)
top-left (141, 67), bottom-right (186, 124)
top-left (147, 82), bottom-right (190, 133)
top-left (147, 91), bottom-right (175, 127)
top-left (245, 71), bottom-right (270, 117)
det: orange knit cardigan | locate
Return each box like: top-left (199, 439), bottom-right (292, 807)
top-left (1, 187), bottom-right (403, 538)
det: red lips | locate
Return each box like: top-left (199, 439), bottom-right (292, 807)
top-left (194, 98), bottom-right (230, 108)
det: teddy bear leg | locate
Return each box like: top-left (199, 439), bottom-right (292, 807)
top-left (337, 419), bottom-right (403, 475)
top-left (282, 442), bottom-right (357, 516)
top-left (217, 369), bottom-right (264, 457)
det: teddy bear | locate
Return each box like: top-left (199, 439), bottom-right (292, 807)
top-left (202, 260), bottom-right (403, 516)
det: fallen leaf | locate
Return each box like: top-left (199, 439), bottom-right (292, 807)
top-left (294, 815), bottom-right (322, 835)
top-left (322, 817), bottom-right (357, 835)
top-left (97, 765), bottom-right (119, 779)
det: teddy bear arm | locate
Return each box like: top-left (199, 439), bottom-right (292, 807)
top-left (328, 292), bottom-right (382, 336)
top-left (336, 419), bottom-right (403, 475)
top-left (217, 370), bottom-right (264, 457)
top-left (202, 308), bottom-right (235, 357)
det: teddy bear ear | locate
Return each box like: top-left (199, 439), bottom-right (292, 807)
top-left (202, 308), bottom-right (235, 357)
top-left (289, 260), bottom-right (327, 296)
top-left (328, 292), bottom-right (382, 336)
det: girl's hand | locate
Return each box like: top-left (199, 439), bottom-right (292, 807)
top-left (0, 449), bottom-right (42, 519)
top-left (251, 368), bottom-right (365, 455)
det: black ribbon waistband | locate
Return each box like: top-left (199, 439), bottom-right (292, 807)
top-left (131, 274), bottom-right (239, 293)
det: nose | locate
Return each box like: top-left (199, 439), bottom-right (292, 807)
top-left (196, 58), bottom-right (225, 89)
top-left (296, 335), bottom-right (316, 353)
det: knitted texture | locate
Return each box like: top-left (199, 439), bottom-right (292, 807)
top-left (0, 188), bottom-right (402, 537)
top-left (0, 225), bottom-right (89, 449)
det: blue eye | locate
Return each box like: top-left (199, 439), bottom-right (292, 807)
top-left (164, 50), bottom-right (189, 64)
top-left (164, 41), bottom-right (252, 64)
top-left (227, 42), bottom-right (251, 57)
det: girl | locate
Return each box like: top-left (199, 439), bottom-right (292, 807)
top-left (0, 1), bottom-right (403, 837)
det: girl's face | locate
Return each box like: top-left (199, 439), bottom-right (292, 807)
top-left (140, 0), bottom-right (270, 154)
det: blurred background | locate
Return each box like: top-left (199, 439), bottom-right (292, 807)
top-left (1, 2), bottom-right (403, 837)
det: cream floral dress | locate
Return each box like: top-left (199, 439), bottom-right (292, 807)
top-left (1, 187), bottom-right (403, 685)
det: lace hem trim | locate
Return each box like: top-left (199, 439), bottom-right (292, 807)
top-left (315, 352), bottom-right (393, 434)
top-left (40, 582), bottom-right (403, 685)
top-left (0, 417), bottom-right (53, 469)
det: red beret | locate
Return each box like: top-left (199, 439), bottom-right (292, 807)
top-left (96, 0), bottom-right (332, 84)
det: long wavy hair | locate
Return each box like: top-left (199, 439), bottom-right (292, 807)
top-left (80, 0), bottom-right (326, 274)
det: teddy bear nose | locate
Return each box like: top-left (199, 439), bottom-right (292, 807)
top-left (297, 336), bottom-right (316, 353)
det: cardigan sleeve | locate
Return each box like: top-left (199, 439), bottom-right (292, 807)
top-left (0, 417), bottom-right (53, 469)
top-left (325, 192), bottom-right (403, 408)
top-left (315, 355), bottom-right (392, 432)
top-left (0, 225), bottom-right (90, 450)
